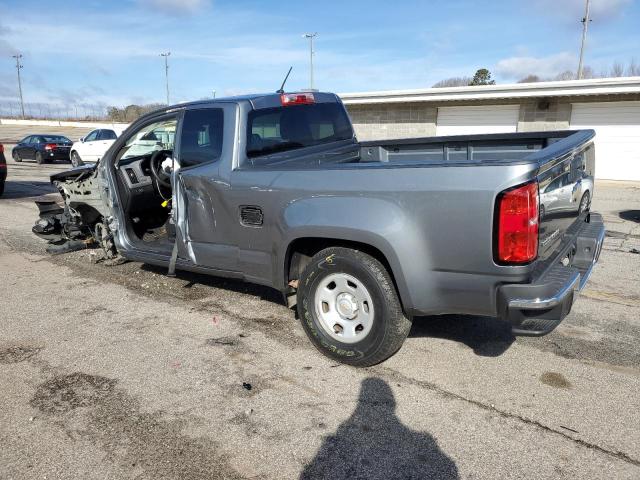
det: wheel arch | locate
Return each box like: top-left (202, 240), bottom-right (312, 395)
top-left (283, 235), bottom-right (412, 315)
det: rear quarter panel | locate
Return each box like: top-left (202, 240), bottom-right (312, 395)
top-left (228, 162), bottom-right (538, 316)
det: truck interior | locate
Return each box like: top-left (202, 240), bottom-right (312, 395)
top-left (113, 117), bottom-right (177, 252)
top-left (111, 108), bottom-right (225, 255)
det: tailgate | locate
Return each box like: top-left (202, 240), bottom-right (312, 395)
top-left (534, 130), bottom-right (596, 262)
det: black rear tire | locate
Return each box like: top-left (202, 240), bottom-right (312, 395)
top-left (297, 247), bottom-right (411, 367)
top-left (0, 180), bottom-right (4, 197)
top-left (35, 152), bottom-right (44, 164)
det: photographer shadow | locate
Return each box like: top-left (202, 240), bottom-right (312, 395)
top-left (300, 377), bottom-right (459, 480)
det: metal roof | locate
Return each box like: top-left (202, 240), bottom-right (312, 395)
top-left (339, 77), bottom-right (640, 105)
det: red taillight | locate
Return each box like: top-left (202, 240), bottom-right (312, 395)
top-left (44, 143), bottom-right (57, 151)
top-left (280, 92), bottom-right (315, 106)
top-left (0, 144), bottom-right (4, 154)
top-left (496, 182), bottom-right (539, 264)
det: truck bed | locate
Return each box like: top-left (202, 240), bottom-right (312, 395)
top-left (358, 130), bottom-right (591, 166)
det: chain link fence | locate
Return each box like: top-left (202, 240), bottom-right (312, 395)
top-left (0, 101), bottom-right (109, 121)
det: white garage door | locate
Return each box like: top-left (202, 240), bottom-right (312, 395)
top-left (571, 101), bottom-right (640, 181)
top-left (436, 105), bottom-right (520, 136)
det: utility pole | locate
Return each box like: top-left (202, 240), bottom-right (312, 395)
top-left (212, 90), bottom-right (216, 99)
top-left (160, 52), bottom-right (171, 104)
top-left (12, 54), bottom-right (26, 119)
top-left (577, 0), bottom-right (591, 80)
top-left (302, 33), bottom-right (317, 90)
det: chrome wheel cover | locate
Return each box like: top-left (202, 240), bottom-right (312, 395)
top-left (314, 273), bottom-right (375, 344)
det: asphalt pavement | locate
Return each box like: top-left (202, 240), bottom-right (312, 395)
top-left (1, 150), bottom-right (639, 479)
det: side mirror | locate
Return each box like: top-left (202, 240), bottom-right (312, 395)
top-left (79, 137), bottom-right (84, 143)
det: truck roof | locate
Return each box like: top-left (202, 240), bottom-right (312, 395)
top-left (167, 91), bottom-right (341, 112)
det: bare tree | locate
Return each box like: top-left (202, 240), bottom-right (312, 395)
top-left (581, 66), bottom-right (596, 79)
top-left (432, 77), bottom-right (472, 88)
top-left (107, 103), bottom-right (164, 122)
top-left (628, 59), bottom-right (640, 76)
top-left (517, 75), bottom-right (542, 83)
top-left (610, 62), bottom-right (625, 77)
top-left (554, 70), bottom-right (576, 81)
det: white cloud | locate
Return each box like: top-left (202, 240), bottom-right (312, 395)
top-left (137, 0), bottom-right (212, 15)
top-left (533, 0), bottom-right (632, 21)
top-left (494, 52), bottom-right (576, 80)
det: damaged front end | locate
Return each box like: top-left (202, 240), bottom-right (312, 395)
top-left (33, 165), bottom-right (119, 260)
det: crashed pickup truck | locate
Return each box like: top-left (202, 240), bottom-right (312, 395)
top-left (33, 91), bottom-right (605, 366)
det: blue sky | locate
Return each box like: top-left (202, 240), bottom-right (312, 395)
top-left (0, 0), bottom-right (638, 109)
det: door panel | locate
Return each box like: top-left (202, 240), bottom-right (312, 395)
top-left (82, 130), bottom-right (100, 161)
top-left (26, 138), bottom-right (37, 159)
top-left (173, 105), bottom-right (240, 273)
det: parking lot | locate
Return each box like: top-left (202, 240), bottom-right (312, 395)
top-left (1, 151), bottom-right (639, 479)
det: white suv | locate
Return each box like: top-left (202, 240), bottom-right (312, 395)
top-left (70, 128), bottom-right (121, 167)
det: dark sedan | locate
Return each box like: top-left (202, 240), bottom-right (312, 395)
top-left (12, 134), bottom-right (73, 164)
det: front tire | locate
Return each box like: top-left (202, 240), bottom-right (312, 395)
top-left (578, 191), bottom-right (590, 214)
top-left (13, 150), bottom-right (22, 162)
top-left (71, 151), bottom-right (84, 167)
top-left (297, 247), bottom-right (411, 367)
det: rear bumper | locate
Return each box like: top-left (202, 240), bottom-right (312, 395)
top-left (46, 151), bottom-right (71, 160)
top-left (497, 213), bottom-right (605, 336)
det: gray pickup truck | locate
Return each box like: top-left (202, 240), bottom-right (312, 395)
top-left (33, 91), bottom-right (605, 366)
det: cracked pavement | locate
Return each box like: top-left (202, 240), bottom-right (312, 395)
top-left (1, 154), bottom-right (639, 479)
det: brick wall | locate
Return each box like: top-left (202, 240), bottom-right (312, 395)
top-left (517, 100), bottom-right (572, 132)
top-left (345, 103), bottom-right (437, 140)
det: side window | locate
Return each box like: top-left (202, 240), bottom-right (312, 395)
top-left (547, 176), bottom-right (561, 192)
top-left (179, 109), bottom-right (224, 167)
top-left (85, 130), bottom-right (99, 142)
top-left (100, 129), bottom-right (117, 140)
top-left (116, 118), bottom-right (177, 161)
top-left (23, 136), bottom-right (32, 144)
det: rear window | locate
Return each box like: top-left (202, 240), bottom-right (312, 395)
top-left (42, 135), bottom-right (71, 143)
top-left (247, 103), bottom-right (353, 159)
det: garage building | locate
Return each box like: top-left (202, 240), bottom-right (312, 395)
top-left (340, 77), bottom-right (640, 181)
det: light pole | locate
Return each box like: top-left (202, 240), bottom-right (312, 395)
top-left (303, 33), bottom-right (317, 90)
top-left (577, 0), bottom-right (591, 80)
top-left (12, 54), bottom-right (25, 119)
top-left (212, 90), bottom-right (216, 99)
top-left (160, 52), bottom-right (171, 104)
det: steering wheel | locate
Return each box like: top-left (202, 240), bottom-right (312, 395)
top-left (150, 149), bottom-right (174, 189)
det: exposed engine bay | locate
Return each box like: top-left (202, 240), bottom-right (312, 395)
top-left (33, 117), bottom-right (178, 258)
top-left (33, 147), bottom-right (176, 260)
